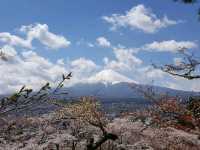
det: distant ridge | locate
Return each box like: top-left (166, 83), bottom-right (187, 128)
top-left (60, 82), bottom-right (199, 101)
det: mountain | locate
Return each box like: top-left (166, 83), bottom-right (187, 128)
top-left (61, 82), bottom-right (198, 101)
top-left (57, 69), bottom-right (199, 101)
top-left (87, 69), bottom-right (137, 84)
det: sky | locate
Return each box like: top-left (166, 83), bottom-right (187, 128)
top-left (0, 0), bottom-right (200, 94)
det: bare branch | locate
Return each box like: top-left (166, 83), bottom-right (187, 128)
top-left (58, 97), bottom-right (118, 150)
top-left (0, 73), bottom-right (72, 117)
top-left (154, 50), bottom-right (200, 80)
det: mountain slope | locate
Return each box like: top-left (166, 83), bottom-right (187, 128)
top-left (63, 82), bottom-right (198, 100)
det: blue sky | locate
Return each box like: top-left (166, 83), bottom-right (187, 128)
top-left (0, 0), bottom-right (200, 93)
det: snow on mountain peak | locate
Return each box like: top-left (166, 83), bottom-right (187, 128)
top-left (88, 69), bottom-right (136, 84)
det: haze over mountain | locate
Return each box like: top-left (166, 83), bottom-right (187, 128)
top-left (59, 70), bottom-right (198, 100)
top-left (65, 82), bottom-right (197, 100)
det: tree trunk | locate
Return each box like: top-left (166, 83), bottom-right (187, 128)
top-left (86, 133), bottom-right (118, 150)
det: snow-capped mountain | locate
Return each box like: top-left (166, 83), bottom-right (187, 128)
top-left (64, 82), bottom-right (197, 100)
top-left (87, 69), bottom-right (137, 84)
top-left (57, 69), bottom-right (199, 100)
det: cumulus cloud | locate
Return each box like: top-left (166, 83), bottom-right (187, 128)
top-left (99, 40), bottom-right (200, 92)
top-left (1, 45), bottom-right (17, 57)
top-left (104, 58), bottom-right (128, 72)
top-left (20, 23), bottom-right (71, 49)
top-left (0, 32), bottom-right (32, 48)
top-left (137, 66), bottom-right (166, 79)
top-left (56, 59), bottom-right (65, 66)
top-left (0, 50), bottom-right (68, 94)
top-left (1, 46), bottom-right (199, 93)
top-left (93, 38), bottom-right (199, 91)
top-left (104, 47), bottom-right (142, 71)
top-left (96, 37), bottom-right (111, 47)
top-left (114, 47), bottom-right (142, 65)
top-left (0, 23), bottom-right (70, 50)
top-left (143, 40), bottom-right (197, 52)
top-left (70, 57), bottom-right (99, 76)
top-left (0, 48), bottom-right (100, 94)
top-left (102, 4), bottom-right (178, 33)
top-left (0, 24), bottom-right (199, 93)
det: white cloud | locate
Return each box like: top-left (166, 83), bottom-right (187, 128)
top-left (138, 66), bottom-right (165, 79)
top-left (0, 50), bottom-right (69, 94)
top-left (76, 38), bottom-right (95, 48)
top-left (1, 45), bottom-right (17, 57)
top-left (104, 47), bottom-right (142, 71)
top-left (0, 23), bottom-right (71, 50)
top-left (113, 47), bottom-right (142, 65)
top-left (165, 78), bottom-right (200, 92)
top-left (70, 57), bottom-right (98, 74)
top-left (86, 38), bottom-right (200, 91)
top-left (68, 57), bottom-right (100, 85)
top-left (134, 65), bottom-right (200, 92)
top-left (56, 59), bottom-right (65, 65)
top-left (104, 60), bottom-right (130, 72)
top-left (102, 4), bottom-right (178, 33)
top-left (0, 46), bottom-right (199, 93)
top-left (0, 32), bottom-right (32, 48)
top-left (143, 40), bottom-right (197, 52)
top-left (87, 43), bottom-right (95, 48)
top-left (20, 23), bottom-right (71, 49)
top-left (1, 24), bottom-right (199, 93)
top-left (0, 47), bottom-right (100, 94)
top-left (96, 37), bottom-right (111, 47)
